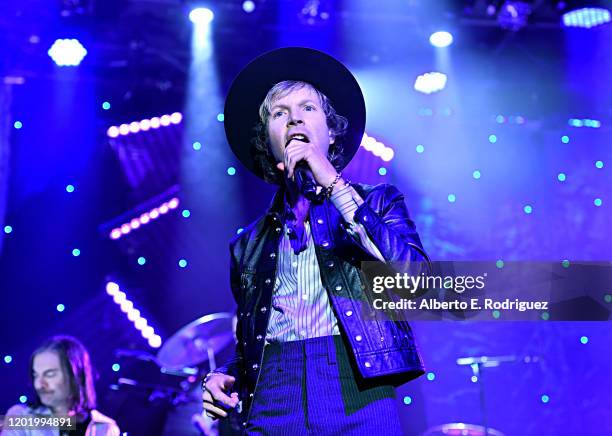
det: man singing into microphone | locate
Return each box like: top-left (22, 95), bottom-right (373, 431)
top-left (203, 47), bottom-right (430, 434)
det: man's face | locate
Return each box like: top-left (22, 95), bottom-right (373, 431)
top-left (266, 85), bottom-right (334, 165)
top-left (33, 351), bottom-right (71, 412)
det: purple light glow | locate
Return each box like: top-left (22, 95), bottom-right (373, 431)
top-left (107, 126), bottom-right (119, 137)
top-left (106, 113), bottom-right (182, 137)
top-left (106, 282), bottom-right (119, 295)
top-left (105, 281), bottom-right (162, 348)
top-left (109, 198), bottom-right (181, 240)
top-left (361, 133), bottom-right (395, 162)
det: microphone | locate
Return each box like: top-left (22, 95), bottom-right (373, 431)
top-left (294, 161), bottom-right (319, 201)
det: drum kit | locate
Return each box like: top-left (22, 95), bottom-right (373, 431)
top-left (422, 354), bottom-right (541, 436)
top-left (108, 313), bottom-right (535, 435)
top-left (107, 312), bottom-right (238, 436)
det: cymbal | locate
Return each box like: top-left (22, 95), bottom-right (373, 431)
top-left (423, 423), bottom-right (504, 436)
top-left (157, 312), bottom-right (235, 370)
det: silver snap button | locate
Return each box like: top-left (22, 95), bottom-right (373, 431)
top-left (275, 227), bottom-right (281, 233)
top-left (355, 335), bottom-right (362, 342)
top-left (345, 310), bottom-right (353, 316)
top-left (265, 278), bottom-right (271, 285)
top-left (256, 335), bottom-right (262, 341)
top-left (246, 312), bottom-right (251, 317)
top-left (317, 218), bottom-right (324, 224)
top-left (365, 361), bottom-right (371, 368)
top-left (322, 241), bottom-right (330, 248)
top-left (260, 307), bottom-right (267, 313)
top-left (252, 364), bottom-right (258, 370)
top-left (326, 261), bottom-right (334, 268)
top-left (270, 253), bottom-right (276, 259)
top-left (363, 215), bottom-right (369, 222)
top-left (249, 393), bottom-right (254, 398)
top-left (335, 285), bottom-right (342, 291)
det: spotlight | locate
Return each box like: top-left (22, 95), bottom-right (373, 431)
top-left (189, 8), bottom-right (214, 25)
top-left (429, 31), bottom-right (453, 48)
top-left (242, 1), bottom-right (255, 13)
top-left (563, 8), bottom-right (610, 28)
top-left (414, 72), bottom-right (447, 94)
top-left (48, 39), bottom-right (88, 66)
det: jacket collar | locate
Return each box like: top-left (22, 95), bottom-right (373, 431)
top-left (265, 186), bottom-right (328, 224)
top-left (265, 187), bottom-right (286, 223)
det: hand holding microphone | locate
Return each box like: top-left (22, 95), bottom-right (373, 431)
top-left (275, 134), bottom-right (341, 198)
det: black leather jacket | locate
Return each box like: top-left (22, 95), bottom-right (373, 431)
top-left (216, 182), bottom-right (430, 426)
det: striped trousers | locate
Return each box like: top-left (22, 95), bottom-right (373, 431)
top-left (245, 335), bottom-right (403, 435)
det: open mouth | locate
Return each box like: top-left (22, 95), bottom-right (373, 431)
top-left (285, 133), bottom-right (310, 146)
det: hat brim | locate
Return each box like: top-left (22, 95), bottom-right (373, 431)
top-left (223, 47), bottom-right (366, 182)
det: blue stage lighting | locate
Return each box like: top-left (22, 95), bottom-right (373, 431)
top-left (414, 72), bottom-right (447, 94)
top-left (189, 8), bottom-right (214, 25)
top-left (48, 39), bottom-right (88, 66)
top-left (243, 1), bottom-right (255, 13)
top-left (563, 8), bottom-right (610, 29)
top-left (429, 31), bottom-right (453, 48)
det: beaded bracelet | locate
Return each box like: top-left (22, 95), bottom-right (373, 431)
top-left (202, 371), bottom-right (226, 391)
top-left (323, 172), bottom-right (343, 198)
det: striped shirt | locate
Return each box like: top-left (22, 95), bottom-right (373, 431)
top-left (266, 183), bottom-right (384, 343)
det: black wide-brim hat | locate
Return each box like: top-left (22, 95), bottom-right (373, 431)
top-left (223, 47), bottom-right (366, 182)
